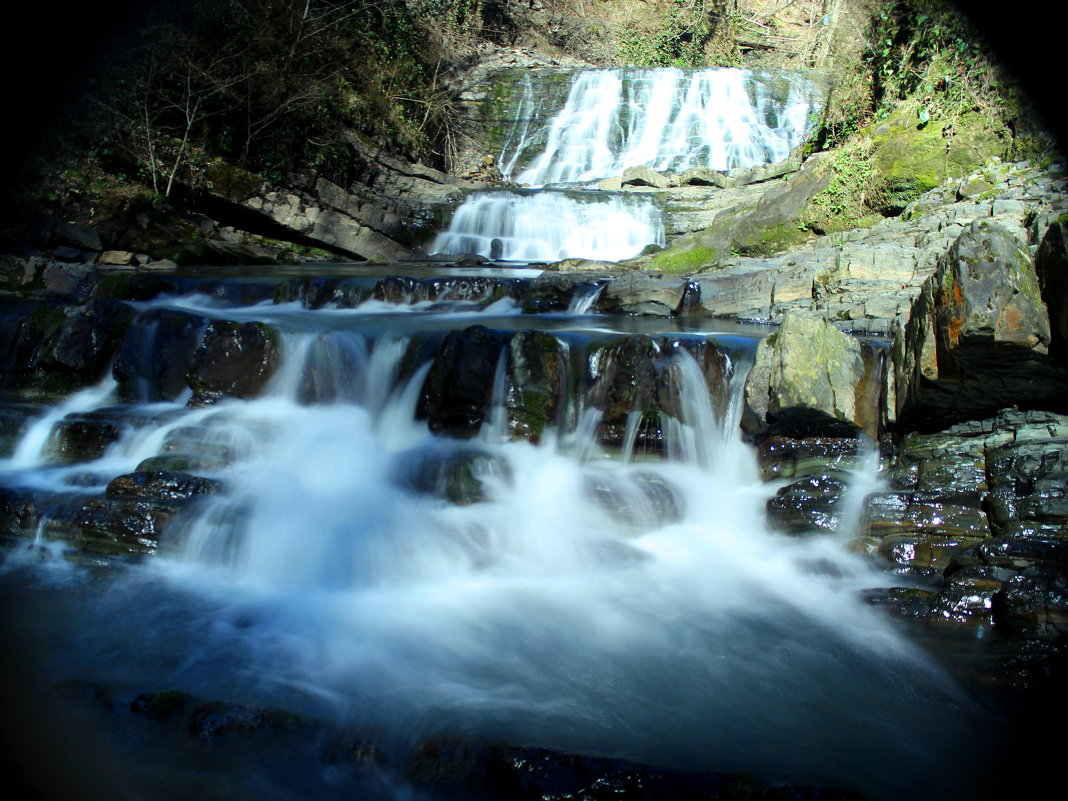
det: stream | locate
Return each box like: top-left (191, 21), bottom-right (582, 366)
top-left (0, 67), bottom-right (1007, 801)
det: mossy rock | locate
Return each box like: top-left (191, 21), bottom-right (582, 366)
top-left (648, 243), bottom-right (721, 274)
top-left (869, 105), bottom-right (1006, 213)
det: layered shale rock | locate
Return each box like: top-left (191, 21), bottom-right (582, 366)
top-left (889, 219), bottom-right (1068, 431)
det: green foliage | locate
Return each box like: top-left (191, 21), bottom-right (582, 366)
top-left (799, 138), bottom-right (885, 234)
top-left (81, 0), bottom-right (482, 197)
top-left (865, 0), bottom-right (1052, 159)
top-left (615, 0), bottom-right (723, 68)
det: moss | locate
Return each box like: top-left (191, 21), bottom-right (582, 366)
top-left (648, 244), bottom-right (719, 274)
top-left (870, 104), bottom-right (1005, 208)
top-left (735, 222), bottom-right (811, 257)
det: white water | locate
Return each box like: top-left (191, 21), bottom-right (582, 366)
top-left (506, 68), bottom-right (819, 186)
top-left (429, 190), bottom-right (665, 262)
top-left (0, 303), bottom-right (994, 800)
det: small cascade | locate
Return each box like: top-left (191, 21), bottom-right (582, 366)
top-left (4, 377), bottom-right (118, 469)
top-left (430, 190), bottom-right (665, 262)
top-left (501, 67), bottom-right (821, 186)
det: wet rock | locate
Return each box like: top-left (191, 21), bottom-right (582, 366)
top-left (504, 330), bottom-right (569, 441)
top-left (992, 574), bottom-right (1068, 639)
top-left (273, 275), bottom-right (344, 308)
top-left (49, 414), bottom-right (125, 462)
top-left (742, 313), bottom-right (879, 438)
top-left (59, 497), bottom-right (179, 556)
top-left (587, 335), bottom-right (660, 450)
top-left (419, 325), bottom-right (505, 438)
top-left (374, 275), bottom-right (420, 304)
top-left (395, 446), bottom-right (509, 505)
top-left (112, 308), bottom-right (210, 402)
top-left (520, 274), bottom-right (584, 313)
top-left (187, 320), bottom-right (282, 405)
top-left (860, 491), bottom-right (989, 575)
top-left (754, 436), bottom-right (863, 481)
top-left (0, 299), bottom-right (135, 394)
top-left (595, 273), bottom-right (689, 316)
top-left (408, 739), bottom-right (864, 801)
top-left (187, 700), bottom-right (309, 739)
top-left (766, 475), bottom-right (846, 535)
top-left (106, 471), bottom-right (222, 502)
top-left (0, 486), bottom-right (37, 539)
top-left (586, 471), bottom-right (684, 531)
top-left (654, 338), bottom-right (731, 426)
top-left (130, 690), bottom-right (195, 720)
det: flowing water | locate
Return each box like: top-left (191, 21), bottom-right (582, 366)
top-left (0, 280), bottom-right (994, 800)
top-left (432, 67), bottom-right (820, 263)
top-left (0, 66), bottom-right (1002, 801)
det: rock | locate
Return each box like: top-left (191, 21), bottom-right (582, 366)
top-left (678, 166), bottom-right (730, 187)
top-left (187, 320), bottom-right (281, 405)
top-left (394, 446), bottom-right (509, 505)
top-left (97, 250), bottom-right (136, 265)
top-left (418, 325), bottom-right (505, 438)
top-left (766, 475), bottom-right (847, 535)
top-left (113, 308), bottom-right (211, 403)
top-left (594, 273), bottom-right (689, 316)
top-left (890, 219), bottom-right (1068, 430)
top-left (504, 330), bottom-right (569, 441)
top-left (742, 313), bottom-right (880, 438)
top-left (130, 690), bottom-right (195, 721)
top-left (754, 436), bottom-right (863, 481)
top-left (407, 739), bottom-right (865, 801)
top-left (621, 165), bottom-right (671, 189)
top-left (106, 471), bottom-right (222, 501)
top-left (1035, 216), bottom-right (1068, 362)
top-left (586, 335), bottom-right (661, 450)
top-left (187, 700), bottom-right (308, 738)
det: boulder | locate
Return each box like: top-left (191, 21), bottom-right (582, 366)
top-left (418, 325), bottom-right (505, 438)
top-left (187, 320), bottom-right (281, 405)
top-left (594, 273), bottom-right (690, 316)
top-left (1035, 216), bottom-right (1068, 362)
top-left (113, 308), bottom-right (210, 403)
top-left (504, 330), bottom-right (569, 441)
top-left (621, 165), bottom-right (671, 189)
top-left (742, 313), bottom-right (880, 438)
top-left (890, 220), bottom-right (1068, 430)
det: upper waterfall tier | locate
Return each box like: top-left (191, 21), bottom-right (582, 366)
top-left (496, 67), bottom-right (822, 186)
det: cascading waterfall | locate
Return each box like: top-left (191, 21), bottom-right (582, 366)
top-left (0, 64), bottom-right (1002, 801)
top-left (0, 285), bottom-right (993, 800)
top-left (429, 190), bottom-right (665, 262)
top-left (503, 67), bottom-right (821, 186)
top-left (431, 67), bottom-right (819, 264)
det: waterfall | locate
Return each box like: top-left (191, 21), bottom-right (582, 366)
top-left (501, 67), bottom-right (821, 186)
top-left (429, 190), bottom-right (665, 262)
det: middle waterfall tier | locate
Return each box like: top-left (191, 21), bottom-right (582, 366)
top-left (430, 190), bottom-right (665, 262)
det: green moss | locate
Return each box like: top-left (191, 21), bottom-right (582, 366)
top-left (648, 244), bottom-right (719, 274)
top-left (735, 222), bottom-right (811, 257)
